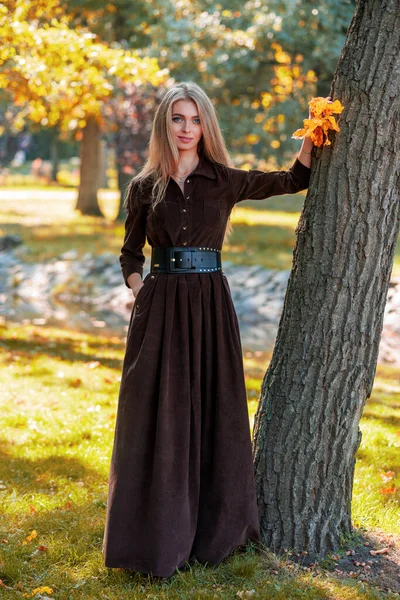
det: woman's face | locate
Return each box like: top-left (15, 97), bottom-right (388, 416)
top-left (170, 99), bottom-right (203, 152)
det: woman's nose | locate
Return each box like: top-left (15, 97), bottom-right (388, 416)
top-left (182, 120), bottom-right (191, 132)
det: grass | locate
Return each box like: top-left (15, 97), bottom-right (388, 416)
top-left (0, 191), bottom-right (399, 598)
top-left (0, 323), bottom-right (399, 599)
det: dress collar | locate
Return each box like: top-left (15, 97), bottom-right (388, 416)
top-left (190, 155), bottom-right (217, 180)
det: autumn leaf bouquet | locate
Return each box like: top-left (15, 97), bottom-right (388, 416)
top-left (292, 96), bottom-right (345, 147)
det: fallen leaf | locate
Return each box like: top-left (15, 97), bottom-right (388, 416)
top-left (370, 548), bottom-right (390, 556)
top-left (22, 530), bottom-right (37, 545)
top-left (88, 361), bottom-right (100, 369)
top-left (69, 378), bottom-right (82, 388)
top-left (379, 487), bottom-right (396, 494)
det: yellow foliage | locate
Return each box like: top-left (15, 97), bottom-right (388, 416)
top-left (246, 134), bottom-right (260, 145)
top-left (0, 1), bottom-right (168, 131)
top-left (261, 92), bottom-right (272, 108)
top-left (292, 96), bottom-right (345, 147)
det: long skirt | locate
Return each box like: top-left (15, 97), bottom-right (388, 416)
top-left (103, 271), bottom-right (261, 577)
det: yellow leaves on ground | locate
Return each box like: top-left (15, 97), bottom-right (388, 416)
top-left (23, 586), bottom-right (54, 598)
top-left (21, 529), bottom-right (37, 545)
top-left (292, 96), bottom-right (345, 147)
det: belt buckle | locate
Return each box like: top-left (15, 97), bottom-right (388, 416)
top-left (167, 248), bottom-right (193, 272)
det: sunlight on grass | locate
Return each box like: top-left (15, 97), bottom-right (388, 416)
top-left (231, 207), bottom-right (301, 228)
top-left (0, 324), bottom-right (399, 598)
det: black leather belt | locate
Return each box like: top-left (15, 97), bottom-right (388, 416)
top-left (151, 246), bottom-right (222, 273)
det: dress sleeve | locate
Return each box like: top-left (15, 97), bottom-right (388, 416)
top-left (119, 195), bottom-right (148, 288)
top-left (230, 156), bottom-right (311, 204)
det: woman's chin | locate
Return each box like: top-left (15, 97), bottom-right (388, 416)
top-left (176, 141), bottom-right (198, 151)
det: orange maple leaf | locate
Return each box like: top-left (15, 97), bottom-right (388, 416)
top-left (379, 486), bottom-right (396, 495)
top-left (292, 96), bottom-right (344, 147)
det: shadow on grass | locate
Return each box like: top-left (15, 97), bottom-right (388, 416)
top-left (0, 439), bottom-right (107, 493)
top-left (361, 411), bottom-right (400, 427)
top-left (1, 333), bottom-right (124, 371)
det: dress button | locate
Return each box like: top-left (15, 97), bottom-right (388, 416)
top-left (186, 196), bottom-right (190, 200)
top-left (182, 241), bottom-right (187, 245)
top-left (182, 226), bottom-right (187, 230)
top-left (182, 208), bottom-right (187, 213)
top-left (186, 179), bottom-right (190, 183)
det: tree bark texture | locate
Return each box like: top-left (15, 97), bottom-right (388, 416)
top-left (253, 0), bottom-right (400, 557)
top-left (76, 115), bottom-right (102, 216)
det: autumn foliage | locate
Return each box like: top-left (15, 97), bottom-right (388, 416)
top-left (292, 96), bottom-right (345, 147)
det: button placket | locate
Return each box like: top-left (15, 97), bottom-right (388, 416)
top-left (179, 177), bottom-right (193, 246)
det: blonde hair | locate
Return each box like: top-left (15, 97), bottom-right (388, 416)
top-left (124, 81), bottom-right (235, 239)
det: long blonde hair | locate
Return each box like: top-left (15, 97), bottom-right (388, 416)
top-left (123, 81), bottom-right (235, 238)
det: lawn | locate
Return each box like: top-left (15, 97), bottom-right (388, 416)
top-left (0, 190), bottom-right (399, 599)
top-left (0, 323), bottom-right (399, 599)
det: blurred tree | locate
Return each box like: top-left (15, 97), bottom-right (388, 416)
top-left (62, 0), bottom-right (169, 217)
top-left (145, 0), bottom-right (355, 161)
top-left (102, 82), bottom-right (169, 220)
top-left (253, 0), bottom-right (400, 557)
top-left (59, 0), bottom-right (354, 191)
top-left (0, 0), bottom-right (167, 215)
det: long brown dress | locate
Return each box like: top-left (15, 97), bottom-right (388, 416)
top-left (103, 154), bottom-right (311, 577)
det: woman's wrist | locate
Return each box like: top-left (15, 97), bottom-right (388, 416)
top-left (297, 137), bottom-right (314, 167)
top-left (127, 272), bottom-right (143, 297)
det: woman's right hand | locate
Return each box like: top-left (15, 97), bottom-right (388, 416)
top-left (132, 283), bottom-right (144, 299)
top-left (127, 272), bottom-right (144, 298)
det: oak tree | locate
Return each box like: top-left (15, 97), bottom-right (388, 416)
top-left (253, 0), bottom-right (400, 557)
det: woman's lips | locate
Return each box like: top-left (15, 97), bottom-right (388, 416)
top-left (178, 136), bottom-right (193, 143)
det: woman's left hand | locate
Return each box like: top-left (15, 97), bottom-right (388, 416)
top-left (308, 95), bottom-right (333, 119)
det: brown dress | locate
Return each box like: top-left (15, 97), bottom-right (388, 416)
top-left (103, 154), bottom-right (311, 577)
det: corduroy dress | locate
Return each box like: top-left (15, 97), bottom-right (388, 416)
top-left (103, 154), bottom-right (311, 578)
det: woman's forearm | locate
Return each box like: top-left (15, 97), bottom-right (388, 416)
top-left (297, 136), bottom-right (314, 169)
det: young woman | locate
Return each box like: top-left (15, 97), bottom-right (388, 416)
top-left (103, 81), bottom-right (317, 579)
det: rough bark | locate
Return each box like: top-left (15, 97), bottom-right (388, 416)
top-left (253, 0), bottom-right (400, 557)
top-left (75, 115), bottom-right (102, 216)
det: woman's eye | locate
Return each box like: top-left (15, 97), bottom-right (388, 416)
top-left (172, 117), bottom-right (201, 124)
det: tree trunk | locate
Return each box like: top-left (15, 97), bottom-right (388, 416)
top-left (253, 0), bottom-right (400, 558)
top-left (50, 131), bottom-right (59, 183)
top-left (75, 115), bottom-right (102, 216)
top-left (116, 167), bottom-right (131, 221)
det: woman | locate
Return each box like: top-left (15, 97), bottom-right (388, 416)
top-left (103, 81), bottom-right (316, 579)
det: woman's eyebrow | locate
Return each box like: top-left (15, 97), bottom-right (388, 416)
top-left (172, 113), bottom-right (200, 117)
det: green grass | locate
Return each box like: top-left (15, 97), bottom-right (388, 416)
top-left (0, 192), bottom-right (399, 598)
top-left (0, 323), bottom-right (399, 599)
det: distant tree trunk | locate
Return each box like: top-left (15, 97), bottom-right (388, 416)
top-left (117, 168), bottom-right (132, 220)
top-left (50, 130), bottom-right (59, 183)
top-left (98, 140), bottom-right (108, 189)
top-left (75, 115), bottom-right (102, 216)
top-left (253, 0), bottom-right (400, 558)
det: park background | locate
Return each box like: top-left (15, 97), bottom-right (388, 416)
top-left (0, 1), bottom-right (399, 599)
